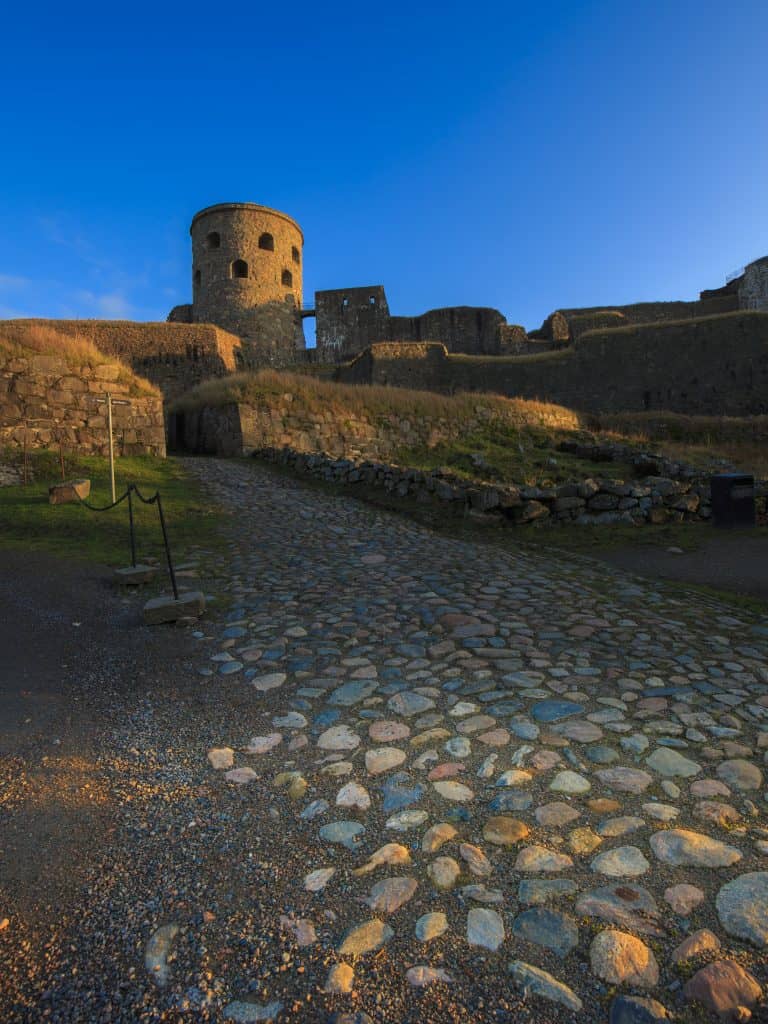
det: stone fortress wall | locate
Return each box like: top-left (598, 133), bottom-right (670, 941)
top-left (314, 287), bottom-right (513, 362)
top-left (170, 203), bottom-right (305, 368)
top-left (3, 201), bottom-right (768, 432)
top-left (337, 312), bottom-right (768, 417)
top-left (0, 351), bottom-right (165, 456)
top-left (2, 319), bottom-right (241, 405)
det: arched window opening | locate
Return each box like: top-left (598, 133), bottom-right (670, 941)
top-left (194, 269), bottom-right (201, 288)
top-left (282, 269), bottom-right (293, 287)
top-left (206, 231), bottom-right (220, 249)
top-left (369, 295), bottom-right (376, 306)
top-left (231, 259), bottom-right (248, 279)
top-left (292, 245), bottom-right (300, 265)
top-left (258, 233), bottom-right (274, 251)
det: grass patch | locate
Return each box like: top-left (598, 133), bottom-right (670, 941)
top-left (394, 422), bottom-right (632, 487)
top-left (0, 450), bottom-right (222, 566)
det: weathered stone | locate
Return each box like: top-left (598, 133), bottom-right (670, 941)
top-left (48, 478), bottom-right (90, 504)
top-left (338, 919), bottom-right (394, 955)
top-left (716, 872), bottom-right (768, 948)
top-left (405, 966), bottom-right (453, 987)
top-left (428, 856), bottom-right (461, 890)
top-left (352, 843), bottom-right (411, 876)
top-left (365, 876), bottom-right (417, 914)
top-left (645, 747), bottom-right (701, 778)
top-left (591, 846), bottom-right (650, 878)
top-left (650, 829), bottom-right (742, 868)
top-left (683, 960), bottom-right (762, 1021)
top-left (608, 995), bottom-right (671, 1023)
top-left (422, 822), bottom-right (457, 853)
top-left (324, 963), bottom-right (354, 994)
top-left (507, 961), bottom-right (582, 1012)
top-left (466, 908), bottom-right (504, 951)
top-left (145, 923), bottom-right (179, 988)
top-left (664, 883), bottom-right (705, 916)
top-left (590, 929), bottom-right (659, 988)
top-left (671, 929), bottom-right (721, 963)
top-left (143, 590), bottom-right (205, 624)
top-left (365, 747), bottom-right (406, 774)
top-left (511, 907), bottom-right (578, 957)
top-left (717, 759), bottom-right (763, 792)
top-left (515, 845), bottom-right (574, 873)
top-left (483, 816), bottom-right (529, 845)
top-left (549, 770), bottom-right (591, 793)
top-left (207, 747), bottom-right (234, 770)
top-left (595, 767), bottom-right (653, 793)
top-left (415, 911), bottom-right (448, 942)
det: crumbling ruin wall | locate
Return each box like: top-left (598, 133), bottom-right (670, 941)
top-left (739, 257), bottom-right (768, 311)
top-left (315, 286), bottom-right (510, 362)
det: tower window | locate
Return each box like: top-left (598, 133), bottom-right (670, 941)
top-left (281, 269), bottom-right (293, 287)
top-left (258, 233), bottom-right (274, 251)
top-left (369, 295), bottom-right (376, 306)
top-left (194, 269), bottom-right (201, 287)
top-left (292, 245), bottom-right (300, 265)
top-left (206, 231), bottom-right (220, 249)
top-left (231, 259), bottom-right (248, 279)
top-left (342, 297), bottom-right (349, 310)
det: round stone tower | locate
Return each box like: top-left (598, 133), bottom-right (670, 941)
top-left (189, 203), bottom-right (305, 366)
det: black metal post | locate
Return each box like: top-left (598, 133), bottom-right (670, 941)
top-left (127, 485), bottom-right (137, 567)
top-left (155, 493), bottom-right (179, 600)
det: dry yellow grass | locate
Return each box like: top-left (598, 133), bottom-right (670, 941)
top-left (0, 323), bottom-right (160, 397)
top-left (171, 369), bottom-right (584, 430)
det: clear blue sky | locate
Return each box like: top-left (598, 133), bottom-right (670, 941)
top-left (1, 0), bottom-right (766, 342)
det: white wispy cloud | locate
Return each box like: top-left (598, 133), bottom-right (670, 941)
top-left (0, 273), bottom-right (31, 292)
top-left (74, 289), bottom-right (133, 318)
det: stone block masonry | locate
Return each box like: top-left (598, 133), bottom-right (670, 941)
top-left (337, 312), bottom-right (768, 416)
top-left (1, 319), bottom-right (242, 405)
top-left (0, 353), bottom-right (165, 456)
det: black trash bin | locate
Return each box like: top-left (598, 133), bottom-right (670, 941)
top-left (710, 473), bottom-right (756, 528)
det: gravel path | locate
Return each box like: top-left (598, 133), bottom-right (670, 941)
top-left (2, 457), bottom-right (768, 1023)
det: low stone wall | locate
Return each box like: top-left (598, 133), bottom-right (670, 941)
top-left (0, 353), bottom-right (166, 456)
top-left (253, 444), bottom-right (767, 528)
top-left (170, 392), bottom-right (579, 460)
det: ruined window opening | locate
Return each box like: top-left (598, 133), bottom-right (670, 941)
top-left (194, 269), bottom-right (201, 288)
top-left (258, 233), bottom-right (274, 251)
top-left (282, 269), bottom-right (293, 287)
top-left (369, 296), bottom-right (376, 306)
top-left (342, 297), bottom-right (349, 311)
top-left (231, 259), bottom-right (249, 279)
top-left (206, 231), bottom-right (220, 249)
top-left (291, 246), bottom-right (300, 265)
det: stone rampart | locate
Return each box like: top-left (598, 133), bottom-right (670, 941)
top-left (336, 312), bottom-right (768, 416)
top-left (0, 353), bottom-right (166, 456)
top-left (0, 319), bottom-right (241, 404)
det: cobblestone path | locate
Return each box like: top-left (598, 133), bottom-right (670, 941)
top-left (184, 459), bottom-right (768, 1023)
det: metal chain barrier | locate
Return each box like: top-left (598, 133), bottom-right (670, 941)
top-left (74, 483), bottom-right (179, 599)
